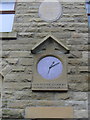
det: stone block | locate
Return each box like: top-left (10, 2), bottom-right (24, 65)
top-left (55, 93), bottom-right (70, 100)
top-left (11, 66), bottom-right (25, 72)
top-left (68, 58), bottom-right (88, 66)
top-left (69, 74), bottom-right (88, 83)
top-left (69, 83), bottom-right (88, 92)
top-left (9, 51), bottom-right (31, 58)
top-left (2, 44), bottom-right (33, 51)
top-left (4, 58), bottom-right (19, 65)
top-left (68, 45), bottom-right (88, 51)
top-left (4, 73), bottom-right (32, 82)
top-left (82, 51), bottom-right (88, 59)
top-left (25, 66), bottom-right (32, 74)
top-left (2, 91), bottom-right (15, 100)
top-left (2, 108), bottom-right (24, 118)
top-left (67, 66), bottom-right (78, 74)
top-left (0, 32), bottom-right (17, 39)
top-left (53, 32), bottom-right (71, 39)
top-left (31, 92), bottom-right (54, 100)
top-left (35, 100), bottom-right (65, 106)
top-left (79, 66), bottom-right (88, 73)
top-left (71, 92), bottom-right (88, 101)
top-left (2, 65), bottom-right (12, 76)
top-left (19, 58), bottom-right (33, 66)
top-left (65, 100), bottom-right (88, 110)
top-left (2, 51), bottom-right (10, 58)
top-left (3, 82), bottom-right (31, 91)
top-left (74, 110), bottom-right (88, 118)
top-left (0, 109), bottom-right (2, 118)
top-left (7, 100), bottom-right (30, 109)
top-left (14, 90), bottom-right (32, 100)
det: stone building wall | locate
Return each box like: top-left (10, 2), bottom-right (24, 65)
top-left (0, 74), bottom-right (3, 119)
top-left (2, 1), bottom-right (88, 119)
top-left (0, 95), bottom-right (1, 119)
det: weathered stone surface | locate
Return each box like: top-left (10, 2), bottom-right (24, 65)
top-left (4, 58), bottom-right (19, 65)
top-left (55, 93), bottom-right (70, 100)
top-left (79, 66), bottom-right (88, 73)
top-left (0, 97), bottom-right (2, 118)
top-left (68, 83), bottom-right (88, 92)
top-left (4, 73), bottom-right (32, 82)
top-left (2, 44), bottom-right (33, 51)
top-left (0, 74), bottom-right (3, 119)
top-left (68, 58), bottom-right (88, 66)
top-left (65, 100), bottom-right (88, 110)
top-left (74, 110), bottom-right (88, 118)
top-left (3, 89), bottom-right (32, 103)
top-left (31, 92), bottom-right (55, 100)
top-left (6, 100), bottom-right (31, 109)
top-left (2, 65), bottom-right (12, 76)
top-left (19, 58), bottom-right (33, 66)
top-left (0, 108), bottom-right (2, 118)
top-left (11, 66), bottom-right (26, 72)
top-left (0, 32), bottom-right (17, 39)
top-left (2, 108), bottom-right (24, 118)
top-left (3, 82), bottom-right (31, 91)
top-left (30, 100), bottom-right (65, 107)
top-left (9, 51), bottom-right (31, 58)
top-left (2, 1), bottom-right (88, 119)
top-left (68, 75), bottom-right (88, 83)
top-left (72, 92), bottom-right (88, 101)
top-left (2, 51), bottom-right (10, 58)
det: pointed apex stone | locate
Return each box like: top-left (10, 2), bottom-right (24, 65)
top-left (31, 34), bottom-right (70, 54)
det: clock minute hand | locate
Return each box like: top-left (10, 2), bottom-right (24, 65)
top-left (50, 62), bottom-right (60, 69)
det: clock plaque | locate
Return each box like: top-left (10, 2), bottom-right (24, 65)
top-left (31, 35), bottom-right (69, 91)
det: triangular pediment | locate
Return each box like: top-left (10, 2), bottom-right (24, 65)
top-left (31, 35), bottom-right (70, 54)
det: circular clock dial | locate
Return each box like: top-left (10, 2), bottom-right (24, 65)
top-left (37, 56), bottom-right (63, 80)
top-left (39, 0), bottom-right (62, 22)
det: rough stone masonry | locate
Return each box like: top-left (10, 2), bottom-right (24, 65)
top-left (1, 1), bottom-right (88, 119)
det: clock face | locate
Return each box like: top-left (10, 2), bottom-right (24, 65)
top-left (37, 56), bottom-right (63, 80)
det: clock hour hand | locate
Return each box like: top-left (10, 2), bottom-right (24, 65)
top-left (48, 61), bottom-right (55, 74)
top-left (48, 69), bottom-right (50, 74)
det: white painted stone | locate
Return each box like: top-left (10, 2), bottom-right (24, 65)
top-left (39, 0), bottom-right (62, 22)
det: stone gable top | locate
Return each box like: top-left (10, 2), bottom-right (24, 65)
top-left (31, 34), bottom-right (70, 54)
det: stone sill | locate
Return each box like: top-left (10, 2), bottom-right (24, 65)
top-left (0, 32), bottom-right (17, 39)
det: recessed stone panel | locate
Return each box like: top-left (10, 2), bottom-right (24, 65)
top-left (25, 107), bottom-right (74, 119)
top-left (39, 0), bottom-right (62, 22)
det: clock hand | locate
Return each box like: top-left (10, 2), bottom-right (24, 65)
top-left (48, 62), bottom-right (60, 74)
top-left (48, 61), bottom-right (55, 74)
top-left (50, 62), bottom-right (60, 69)
top-left (48, 69), bottom-right (50, 74)
top-left (50, 61), bottom-right (55, 68)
